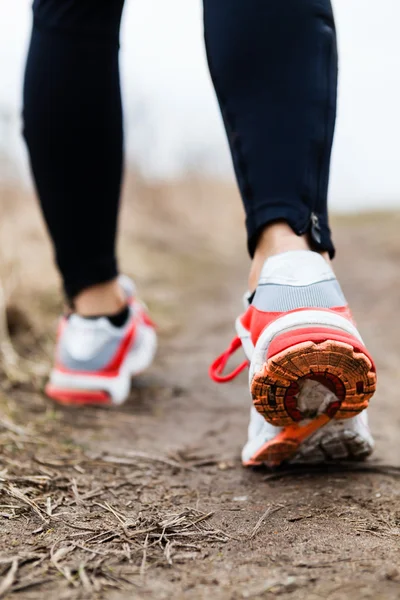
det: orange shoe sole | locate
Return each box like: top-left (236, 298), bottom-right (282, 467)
top-left (243, 415), bottom-right (332, 468)
top-left (251, 329), bottom-right (377, 428)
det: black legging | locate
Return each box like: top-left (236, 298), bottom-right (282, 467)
top-left (24, 0), bottom-right (337, 299)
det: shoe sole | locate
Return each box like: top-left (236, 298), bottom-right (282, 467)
top-left (243, 417), bottom-right (374, 468)
top-left (45, 385), bottom-right (112, 407)
top-left (251, 329), bottom-right (377, 428)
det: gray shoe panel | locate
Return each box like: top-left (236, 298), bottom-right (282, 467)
top-left (58, 331), bottom-right (125, 372)
top-left (57, 309), bottom-right (137, 373)
top-left (253, 279), bottom-right (346, 313)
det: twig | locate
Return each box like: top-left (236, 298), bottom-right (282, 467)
top-left (60, 520), bottom-right (98, 533)
top-left (50, 545), bottom-right (76, 585)
top-left (98, 451), bottom-right (194, 472)
top-left (10, 578), bottom-right (53, 593)
top-left (0, 559), bottom-right (18, 598)
top-left (71, 479), bottom-right (84, 506)
top-left (73, 544), bottom-right (110, 557)
top-left (164, 540), bottom-right (173, 566)
top-left (85, 530), bottom-right (120, 544)
top-left (4, 485), bottom-right (48, 523)
top-left (0, 418), bottom-right (27, 437)
top-left (94, 502), bottom-right (126, 527)
top-left (78, 564), bottom-right (92, 593)
top-left (140, 534), bottom-right (149, 582)
top-left (180, 511), bottom-right (214, 529)
top-left (250, 505), bottom-right (285, 539)
top-left (46, 497), bottom-right (52, 517)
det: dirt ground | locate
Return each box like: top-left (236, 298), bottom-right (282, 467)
top-left (0, 177), bottom-right (399, 599)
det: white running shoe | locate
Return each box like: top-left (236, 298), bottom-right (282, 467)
top-left (211, 251), bottom-right (376, 467)
top-left (46, 276), bottom-right (157, 406)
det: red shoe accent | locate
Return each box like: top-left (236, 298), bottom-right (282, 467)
top-left (100, 322), bottom-right (137, 375)
top-left (142, 312), bottom-right (156, 329)
top-left (46, 384), bottom-right (112, 407)
top-left (267, 327), bottom-right (376, 366)
top-left (240, 305), bottom-right (354, 346)
top-left (209, 337), bottom-right (249, 383)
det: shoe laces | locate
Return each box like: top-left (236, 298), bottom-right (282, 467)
top-left (209, 337), bottom-right (249, 383)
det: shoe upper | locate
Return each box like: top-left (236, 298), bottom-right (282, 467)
top-left (55, 278), bottom-right (153, 376)
top-left (239, 250), bottom-right (352, 349)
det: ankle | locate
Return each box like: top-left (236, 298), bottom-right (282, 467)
top-left (248, 222), bottom-right (330, 292)
top-left (73, 279), bottom-right (127, 317)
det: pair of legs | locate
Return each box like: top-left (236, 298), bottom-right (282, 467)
top-left (24, 0), bottom-right (337, 308)
top-left (24, 0), bottom-right (378, 467)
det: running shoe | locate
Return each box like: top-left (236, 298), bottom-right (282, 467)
top-left (210, 250), bottom-right (377, 466)
top-left (46, 276), bottom-right (157, 406)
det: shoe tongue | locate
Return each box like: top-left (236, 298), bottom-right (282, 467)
top-left (259, 250), bottom-right (335, 287)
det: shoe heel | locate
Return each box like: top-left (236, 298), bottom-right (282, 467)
top-left (251, 328), bottom-right (377, 427)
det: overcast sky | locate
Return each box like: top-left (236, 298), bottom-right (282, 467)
top-left (0, 0), bottom-right (399, 211)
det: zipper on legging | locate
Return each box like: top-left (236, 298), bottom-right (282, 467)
top-left (310, 212), bottom-right (322, 245)
top-left (295, 211), bottom-right (322, 246)
top-left (298, 143), bottom-right (324, 245)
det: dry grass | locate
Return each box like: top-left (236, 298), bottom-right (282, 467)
top-left (0, 420), bottom-right (230, 594)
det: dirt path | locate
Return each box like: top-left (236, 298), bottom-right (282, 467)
top-left (0, 182), bottom-right (399, 599)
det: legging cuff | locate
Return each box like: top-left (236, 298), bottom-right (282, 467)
top-left (62, 257), bottom-right (119, 300)
top-left (246, 199), bottom-right (336, 260)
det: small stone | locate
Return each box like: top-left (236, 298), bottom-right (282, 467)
top-left (284, 577), bottom-right (298, 592)
top-left (218, 461), bottom-right (234, 470)
top-left (384, 567), bottom-right (399, 581)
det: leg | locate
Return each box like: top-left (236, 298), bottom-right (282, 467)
top-left (206, 2), bottom-right (377, 467)
top-left (23, 0), bottom-right (126, 312)
top-left (24, 0), bottom-right (157, 407)
top-left (204, 0), bottom-right (337, 289)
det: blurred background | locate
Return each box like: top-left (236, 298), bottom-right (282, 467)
top-left (0, 0), bottom-right (400, 358)
top-left (1, 0), bottom-right (400, 210)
